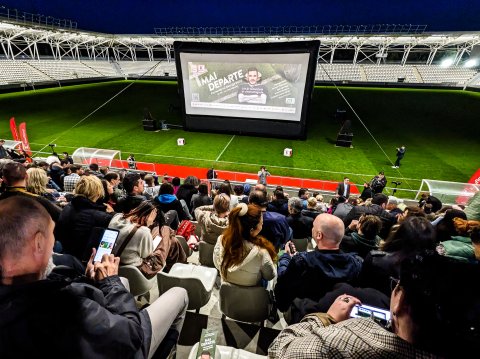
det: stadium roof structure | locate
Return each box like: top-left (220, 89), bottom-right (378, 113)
top-left (1, 21), bottom-right (480, 66)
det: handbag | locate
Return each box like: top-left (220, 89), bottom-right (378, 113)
top-left (176, 219), bottom-right (199, 250)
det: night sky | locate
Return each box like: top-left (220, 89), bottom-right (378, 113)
top-left (1, 0), bottom-right (480, 34)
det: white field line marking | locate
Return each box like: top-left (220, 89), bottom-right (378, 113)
top-left (29, 142), bottom-right (423, 181)
top-left (215, 135), bottom-right (236, 162)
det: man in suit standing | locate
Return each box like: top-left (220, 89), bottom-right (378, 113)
top-left (336, 177), bottom-right (351, 199)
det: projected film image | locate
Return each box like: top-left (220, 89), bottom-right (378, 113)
top-left (180, 53), bottom-right (310, 122)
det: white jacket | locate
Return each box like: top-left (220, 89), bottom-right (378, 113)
top-left (213, 235), bottom-right (276, 286)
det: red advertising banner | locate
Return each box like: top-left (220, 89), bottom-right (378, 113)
top-left (468, 168), bottom-right (480, 185)
top-left (9, 117), bottom-right (20, 141)
top-left (18, 122), bottom-right (32, 156)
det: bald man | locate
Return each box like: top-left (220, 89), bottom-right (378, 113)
top-left (274, 213), bottom-right (363, 314)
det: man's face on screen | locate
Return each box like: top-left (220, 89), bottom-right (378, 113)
top-left (247, 70), bottom-right (259, 85)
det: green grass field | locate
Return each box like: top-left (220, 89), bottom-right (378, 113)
top-left (0, 80), bottom-right (479, 197)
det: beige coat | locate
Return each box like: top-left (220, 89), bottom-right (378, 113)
top-left (194, 205), bottom-right (229, 245)
top-left (213, 235), bottom-right (276, 286)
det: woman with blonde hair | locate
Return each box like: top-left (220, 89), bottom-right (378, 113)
top-left (26, 167), bottom-right (64, 204)
top-left (56, 175), bottom-right (114, 261)
top-left (214, 203), bottom-right (277, 286)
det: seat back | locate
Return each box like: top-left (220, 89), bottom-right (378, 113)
top-left (292, 237), bottom-right (309, 252)
top-left (118, 265), bottom-right (155, 297)
top-left (157, 270), bottom-right (209, 310)
top-left (199, 241), bottom-right (215, 267)
top-left (175, 235), bottom-right (192, 257)
top-left (191, 220), bottom-right (202, 238)
top-left (219, 282), bottom-right (270, 323)
top-left (188, 342), bottom-right (267, 359)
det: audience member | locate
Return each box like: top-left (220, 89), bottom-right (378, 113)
top-left (267, 189), bottom-right (289, 216)
top-left (55, 175), bottom-right (114, 261)
top-left (387, 196), bottom-right (403, 216)
top-left (116, 173), bottom-right (148, 214)
top-left (275, 213), bottom-right (363, 312)
top-left (195, 193), bottom-right (230, 245)
top-left (89, 163), bottom-right (104, 178)
top-left (340, 214), bottom-right (382, 258)
top-left (287, 197), bottom-right (314, 239)
top-left (101, 179), bottom-right (117, 208)
top-left (63, 165), bottom-right (82, 192)
top-left (343, 193), bottom-right (396, 239)
top-left (0, 196), bottom-right (188, 359)
top-left (103, 171), bottom-right (123, 202)
top-left (301, 197), bottom-right (322, 219)
top-left (436, 217), bottom-right (480, 262)
top-left (190, 182), bottom-right (212, 217)
top-left (176, 175), bottom-right (199, 212)
top-left (26, 167), bottom-right (65, 205)
top-left (269, 251), bottom-right (480, 358)
top-left (171, 177), bottom-right (181, 195)
top-left (213, 203), bottom-right (276, 286)
top-left (358, 216), bottom-right (436, 296)
top-left (154, 182), bottom-right (191, 228)
top-left (332, 196), bottom-right (353, 221)
top-left (110, 201), bottom-right (187, 274)
top-left (143, 174), bottom-right (160, 198)
top-left (249, 190), bottom-right (292, 250)
top-left (0, 161), bottom-right (61, 222)
top-left (360, 182), bottom-right (373, 201)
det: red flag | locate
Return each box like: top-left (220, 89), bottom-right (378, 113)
top-left (9, 117), bottom-right (20, 141)
top-left (18, 122), bottom-right (32, 156)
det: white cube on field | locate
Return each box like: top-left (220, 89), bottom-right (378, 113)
top-left (283, 148), bottom-right (293, 157)
top-left (177, 138), bottom-right (185, 146)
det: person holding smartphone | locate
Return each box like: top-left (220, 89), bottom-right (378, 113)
top-left (0, 196), bottom-right (188, 359)
top-left (269, 251), bottom-right (480, 358)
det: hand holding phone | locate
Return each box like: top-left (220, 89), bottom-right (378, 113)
top-left (93, 229), bottom-right (120, 263)
top-left (350, 304), bottom-right (391, 327)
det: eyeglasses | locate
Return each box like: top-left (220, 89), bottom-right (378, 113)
top-left (390, 276), bottom-right (400, 292)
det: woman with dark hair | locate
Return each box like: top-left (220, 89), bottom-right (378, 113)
top-left (171, 177), bottom-right (181, 195)
top-left (109, 200), bottom-right (187, 276)
top-left (176, 175), bottom-right (199, 212)
top-left (269, 251), bottom-right (480, 358)
top-left (358, 216), bottom-right (437, 296)
top-left (213, 203), bottom-right (277, 286)
top-left (100, 179), bottom-right (117, 208)
top-left (154, 182), bottom-right (191, 228)
top-left (190, 182), bottom-right (212, 217)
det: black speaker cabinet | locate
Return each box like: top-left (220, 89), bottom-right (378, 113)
top-left (336, 133), bottom-right (353, 147)
top-left (142, 119), bottom-right (157, 131)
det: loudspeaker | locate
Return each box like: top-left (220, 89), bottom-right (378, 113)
top-left (142, 119), bottom-right (157, 131)
top-left (336, 133), bottom-right (353, 148)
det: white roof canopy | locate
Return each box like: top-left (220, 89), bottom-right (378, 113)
top-left (1, 140), bottom-right (23, 150)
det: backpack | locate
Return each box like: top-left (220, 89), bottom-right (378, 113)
top-left (176, 220), bottom-right (199, 250)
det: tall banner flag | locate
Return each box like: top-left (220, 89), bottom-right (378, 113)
top-left (9, 117), bottom-right (20, 141)
top-left (18, 122), bottom-right (32, 157)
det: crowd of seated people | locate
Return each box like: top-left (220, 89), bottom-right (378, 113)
top-left (1, 156), bottom-right (480, 358)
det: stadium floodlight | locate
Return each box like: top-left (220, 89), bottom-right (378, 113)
top-left (440, 58), bottom-right (454, 67)
top-left (464, 59), bottom-right (478, 68)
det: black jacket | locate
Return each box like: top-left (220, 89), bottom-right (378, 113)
top-left (275, 249), bottom-right (363, 312)
top-left (343, 204), bottom-right (396, 239)
top-left (176, 184), bottom-right (198, 212)
top-left (358, 250), bottom-right (403, 296)
top-left (115, 194), bottom-right (147, 214)
top-left (267, 199), bottom-right (289, 216)
top-left (0, 272), bottom-right (147, 359)
top-left (286, 213), bottom-right (314, 239)
top-left (55, 196), bottom-right (113, 260)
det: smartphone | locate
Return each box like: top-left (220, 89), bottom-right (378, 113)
top-left (288, 242), bottom-right (297, 254)
top-left (93, 229), bottom-right (120, 263)
top-left (350, 304), bottom-right (391, 327)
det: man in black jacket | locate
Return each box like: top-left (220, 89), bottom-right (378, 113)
top-left (0, 196), bottom-right (188, 359)
top-left (343, 193), bottom-right (396, 239)
top-left (116, 173), bottom-right (148, 214)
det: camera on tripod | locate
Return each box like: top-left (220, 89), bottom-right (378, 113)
top-left (392, 181), bottom-right (402, 186)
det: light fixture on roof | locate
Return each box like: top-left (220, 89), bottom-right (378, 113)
top-left (440, 58), bottom-right (454, 67)
top-left (464, 59), bottom-right (478, 68)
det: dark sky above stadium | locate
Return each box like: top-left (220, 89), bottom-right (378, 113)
top-left (2, 0), bottom-right (480, 34)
